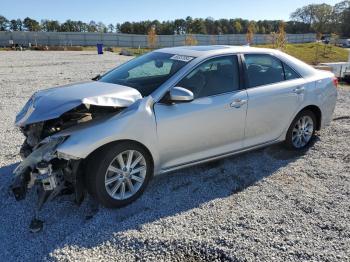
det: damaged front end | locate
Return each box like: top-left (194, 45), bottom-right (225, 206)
top-left (11, 81), bottom-right (142, 232)
top-left (18, 104), bottom-right (123, 159)
top-left (11, 136), bottom-right (87, 232)
top-left (12, 136), bottom-right (79, 201)
top-left (12, 103), bottom-right (124, 202)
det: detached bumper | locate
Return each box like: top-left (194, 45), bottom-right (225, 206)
top-left (10, 137), bottom-right (79, 202)
top-left (11, 168), bottom-right (30, 201)
top-left (10, 137), bottom-right (85, 232)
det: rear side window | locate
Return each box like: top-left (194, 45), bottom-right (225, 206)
top-left (245, 54), bottom-right (284, 88)
top-left (283, 62), bottom-right (300, 80)
top-left (177, 55), bottom-right (239, 99)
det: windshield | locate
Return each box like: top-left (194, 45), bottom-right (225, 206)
top-left (99, 52), bottom-right (193, 97)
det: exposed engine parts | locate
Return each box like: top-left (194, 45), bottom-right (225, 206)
top-left (11, 158), bottom-right (82, 232)
top-left (19, 104), bottom-right (122, 158)
top-left (12, 104), bottom-right (123, 232)
top-left (11, 80), bottom-right (143, 232)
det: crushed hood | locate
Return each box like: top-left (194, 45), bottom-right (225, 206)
top-left (15, 81), bottom-right (142, 127)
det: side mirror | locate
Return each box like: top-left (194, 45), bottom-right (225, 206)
top-left (92, 74), bottom-right (101, 81)
top-left (169, 87), bottom-right (194, 102)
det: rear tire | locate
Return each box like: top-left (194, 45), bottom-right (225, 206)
top-left (285, 110), bottom-right (316, 150)
top-left (86, 142), bottom-right (153, 208)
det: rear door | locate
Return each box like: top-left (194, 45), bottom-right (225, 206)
top-left (243, 53), bottom-right (305, 147)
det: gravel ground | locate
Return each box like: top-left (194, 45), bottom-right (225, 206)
top-left (0, 51), bottom-right (349, 262)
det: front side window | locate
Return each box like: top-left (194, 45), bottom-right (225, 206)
top-left (177, 55), bottom-right (239, 99)
top-left (99, 52), bottom-right (192, 97)
top-left (245, 54), bottom-right (284, 88)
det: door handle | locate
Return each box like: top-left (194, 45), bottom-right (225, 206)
top-left (230, 99), bottom-right (247, 108)
top-left (293, 86), bottom-right (305, 94)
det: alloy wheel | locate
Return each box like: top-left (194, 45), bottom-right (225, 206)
top-left (291, 115), bottom-right (314, 148)
top-left (104, 150), bottom-right (147, 200)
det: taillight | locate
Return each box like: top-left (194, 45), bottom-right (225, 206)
top-left (333, 77), bottom-right (339, 88)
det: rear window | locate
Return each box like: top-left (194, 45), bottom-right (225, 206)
top-left (283, 62), bottom-right (300, 80)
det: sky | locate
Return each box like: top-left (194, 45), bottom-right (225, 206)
top-left (0, 0), bottom-right (341, 24)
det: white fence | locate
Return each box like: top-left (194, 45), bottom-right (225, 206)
top-left (0, 32), bottom-right (317, 47)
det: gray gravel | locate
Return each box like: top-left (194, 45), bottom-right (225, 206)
top-left (0, 51), bottom-right (349, 262)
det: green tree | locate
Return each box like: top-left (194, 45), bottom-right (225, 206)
top-left (60, 20), bottom-right (75, 32)
top-left (174, 19), bottom-right (186, 34)
top-left (190, 18), bottom-right (206, 34)
top-left (23, 17), bottom-right (40, 31)
top-left (41, 20), bottom-right (60, 32)
top-left (290, 4), bottom-right (334, 33)
top-left (120, 21), bottom-right (132, 33)
top-left (77, 21), bottom-right (88, 32)
top-left (9, 19), bottom-right (22, 31)
top-left (0, 15), bottom-right (8, 31)
top-left (151, 20), bottom-right (161, 34)
top-left (108, 23), bottom-right (115, 33)
top-left (97, 22), bottom-right (107, 33)
top-left (115, 23), bottom-right (121, 33)
top-left (334, 0), bottom-right (350, 36)
top-left (160, 20), bottom-right (175, 35)
top-left (88, 21), bottom-right (98, 32)
top-left (204, 17), bottom-right (216, 34)
top-left (185, 16), bottom-right (193, 33)
top-left (218, 19), bottom-right (232, 34)
top-left (233, 21), bottom-right (242, 33)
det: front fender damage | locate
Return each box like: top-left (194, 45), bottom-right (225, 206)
top-left (12, 83), bottom-right (143, 232)
top-left (10, 137), bottom-right (86, 232)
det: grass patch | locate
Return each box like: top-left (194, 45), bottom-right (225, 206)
top-left (117, 43), bottom-right (349, 64)
top-left (0, 47), bottom-right (12, 51)
top-left (254, 43), bottom-right (349, 65)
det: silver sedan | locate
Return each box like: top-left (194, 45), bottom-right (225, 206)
top-left (12, 46), bottom-right (338, 229)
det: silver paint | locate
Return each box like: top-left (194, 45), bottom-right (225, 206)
top-left (16, 46), bottom-right (338, 176)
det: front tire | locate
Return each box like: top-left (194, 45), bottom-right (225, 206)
top-left (86, 142), bottom-right (153, 208)
top-left (285, 110), bottom-right (316, 150)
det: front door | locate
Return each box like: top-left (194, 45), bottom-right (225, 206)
top-left (154, 55), bottom-right (248, 170)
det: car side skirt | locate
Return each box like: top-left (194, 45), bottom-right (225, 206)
top-left (158, 138), bottom-right (282, 175)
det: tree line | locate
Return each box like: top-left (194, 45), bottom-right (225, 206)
top-left (0, 0), bottom-right (349, 36)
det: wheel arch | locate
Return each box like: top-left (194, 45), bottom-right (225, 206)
top-left (82, 139), bottom-right (155, 173)
top-left (298, 105), bottom-right (322, 130)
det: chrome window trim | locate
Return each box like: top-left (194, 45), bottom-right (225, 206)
top-left (241, 77), bottom-right (305, 91)
top-left (241, 52), bottom-right (303, 90)
top-left (153, 53), bottom-right (242, 103)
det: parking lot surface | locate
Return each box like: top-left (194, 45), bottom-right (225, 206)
top-left (0, 51), bottom-right (349, 261)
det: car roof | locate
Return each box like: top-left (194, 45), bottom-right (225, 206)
top-left (157, 45), bottom-right (318, 77)
top-left (157, 45), bottom-right (277, 57)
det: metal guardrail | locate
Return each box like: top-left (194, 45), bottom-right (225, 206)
top-left (0, 32), bottom-right (317, 47)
